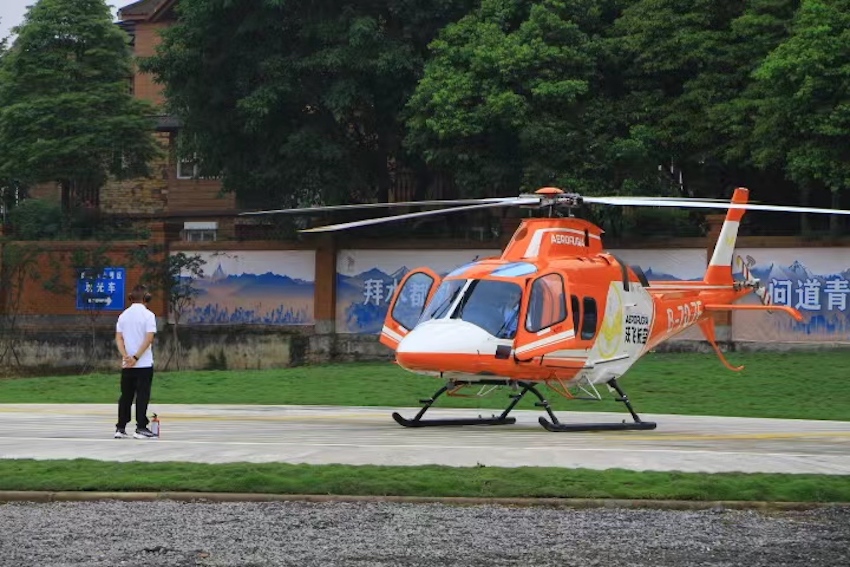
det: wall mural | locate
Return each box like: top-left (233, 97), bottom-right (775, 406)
top-left (732, 248), bottom-right (850, 343)
top-left (174, 250), bottom-right (315, 325)
top-left (334, 247), bottom-right (708, 335)
top-left (608, 248), bottom-right (707, 282)
top-left (336, 249), bottom-right (501, 334)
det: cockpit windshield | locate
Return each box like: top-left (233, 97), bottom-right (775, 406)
top-left (419, 279), bottom-right (466, 323)
top-left (452, 280), bottom-right (523, 339)
top-left (418, 277), bottom-right (522, 339)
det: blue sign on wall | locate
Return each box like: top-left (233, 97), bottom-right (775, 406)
top-left (76, 267), bottom-right (126, 312)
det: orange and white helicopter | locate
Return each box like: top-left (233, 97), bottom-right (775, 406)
top-left (243, 187), bottom-right (850, 432)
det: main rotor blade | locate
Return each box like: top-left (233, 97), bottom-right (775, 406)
top-left (239, 197), bottom-right (512, 216)
top-left (584, 196), bottom-right (850, 216)
top-left (589, 196), bottom-right (731, 202)
top-left (299, 197), bottom-right (540, 233)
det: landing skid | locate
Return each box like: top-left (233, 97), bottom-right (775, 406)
top-left (391, 413), bottom-right (516, 427)
top-left (391, 382), bottom-right (523, 428)
top-left (539, 378), bottom-right (656, 432)
top-left (392, 378), bottom-right (656, 432)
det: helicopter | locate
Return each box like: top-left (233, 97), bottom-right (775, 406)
top-left (241, 186), bottom-right (850, 432)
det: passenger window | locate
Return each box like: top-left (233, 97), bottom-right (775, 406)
top-left (581, 297), bottom-right (598, 340)
top-left (391, 272), bottom-right (435, 330)
top-left (571, 295), bottom-right (580, 330)
top-left (525, 274), bottom-right (567, 333)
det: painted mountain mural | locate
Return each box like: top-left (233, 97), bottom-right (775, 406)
top-left (182, 262), bottom-right (314, 325)
top-left (335, 266), bottom-right (695, 334)
top-left (336, 257), bottom-right (701, 334)
top-left (639, 267), bottom-right (701, 282)
top-left (733, 256), bottom-right (850, 338)
top-left (337, 266), bottom-right (415, 334)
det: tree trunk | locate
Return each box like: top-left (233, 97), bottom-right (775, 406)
top-left (172, 322), bottom-right (181, 371)
top-left (60, 180), bottom-right (71, 212)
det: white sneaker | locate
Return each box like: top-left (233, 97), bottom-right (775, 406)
top-left (114, 428), bottom-right (129, 439)
top-left (133, 427), bottom-right (157, 439)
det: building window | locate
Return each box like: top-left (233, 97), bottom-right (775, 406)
top-left (175, 150), bottom-right (221, 180)
top-left (182, 221), bottom-right (217, 241)
top-left (176, 153), bottom-right (198, 180)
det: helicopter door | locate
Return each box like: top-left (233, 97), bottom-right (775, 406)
top-left (512, 273), bottom-right (572, 361)
top-left (379, 268), bottom-right (441, 349)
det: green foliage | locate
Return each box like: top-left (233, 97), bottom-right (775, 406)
top-left (4, 197), bottom-right (150, 241)
top-left (0, 0), bottom-right (162, 208)
top-left (3, 352), bottom-right (850, 422)
top-left (127, 0), bottom-right (850, 235)
top-left (140, 0), bottom-right (476, 209)
top-left (6, 199), bottom-right (63, 240)
top-left (0, 241), bottom-right (43, 367)
top-left (3, 458), bottom-right (850, 502)
top-left (750, 0), bottom-right (850, 194)
top-left (405, 0), bottom-right (610, 196)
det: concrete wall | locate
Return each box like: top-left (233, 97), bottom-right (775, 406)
top-left (0, 323), bottom-right (303, 375)
top-left (4, 229), bottom-right (850, 375)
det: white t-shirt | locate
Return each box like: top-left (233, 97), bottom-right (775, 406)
top-left (116, 303), bottom-right (157, 368)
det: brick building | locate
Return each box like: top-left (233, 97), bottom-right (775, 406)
top-left (10, 0), bottom-right (475, 243)
top-left (18, 0), bottom-right (235, 241)
top-left (111, 0), bottom-right (237, 241)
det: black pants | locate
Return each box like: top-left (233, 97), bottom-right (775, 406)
top-left (116, 367), bottom-right (154, 430)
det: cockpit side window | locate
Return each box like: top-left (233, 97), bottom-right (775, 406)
top-left (571, 295), bottom-right (580, 330)
top-left (525, 274), bottom-right (567, 333)
top-left (581, 297), bottom-right (598, 340)
top-left (390, 272), bottom-right (436, 330)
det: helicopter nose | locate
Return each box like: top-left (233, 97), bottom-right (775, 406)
top-left (396, 319), bottom-right (503, 371)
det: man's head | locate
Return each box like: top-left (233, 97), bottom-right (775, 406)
top-left (129, 284), bottom-right (152, 304)
top-left (506, 287), bottom-right (522, 307)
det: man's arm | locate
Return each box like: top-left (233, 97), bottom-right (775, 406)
top-left (115, 332), bottom-right (128, 358)
top-left (132, 332), bottom-right (156, 360)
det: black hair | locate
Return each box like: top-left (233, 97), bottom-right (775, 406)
top-left (129, 284), bottom-right (152, 303)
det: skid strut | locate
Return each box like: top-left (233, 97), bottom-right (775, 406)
top-left (538, 378), bottom-right (657, 432)
top-left (392, 378), bottom-right (657, 432)
top-left (392, 380), bottom-right (527, 427)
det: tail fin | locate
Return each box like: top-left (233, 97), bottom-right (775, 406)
top-left (704, 187), bottom-right (748, 285)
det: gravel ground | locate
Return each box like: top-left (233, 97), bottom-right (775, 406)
top-left (1, 500), bottom-right (849, 567)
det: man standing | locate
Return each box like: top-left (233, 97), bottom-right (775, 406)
top-left (114, 284), bottom-right (158, 439)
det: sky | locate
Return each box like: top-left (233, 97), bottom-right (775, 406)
top-left (0, 1), bottom-right (138, 43)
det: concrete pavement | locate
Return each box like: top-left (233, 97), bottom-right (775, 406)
top-left (1, 403), bottom-right (849, 474)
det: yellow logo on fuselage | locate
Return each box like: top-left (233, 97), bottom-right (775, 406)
top-left (597, 283), bottom-right (624, 359)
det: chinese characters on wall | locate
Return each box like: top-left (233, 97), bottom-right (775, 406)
top-left (767, 278), bottom-right (850, 312)
top-left (732, 250), bottom-right (850, 343)
top-left (362, 277), bottom-right (430, 309)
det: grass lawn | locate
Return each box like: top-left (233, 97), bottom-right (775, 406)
top-left (1, 351), bottom-right (850, 421)
top-left (2, 351), bottom-right (850, 503)
top-left (1, 459), bottom-right (850, 504)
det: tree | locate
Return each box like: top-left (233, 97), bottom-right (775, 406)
top-left (749, 0), bottom-right (850, 235)
top-left (0, 241), bottom-right (42, 369)
top-left (130, 245), bottom-right (206, 370)
top-left (404, 0), bottom-right (621, 197)
top-left (0, 0), bottom-right (161, 212)
top-left (139, 0), bottom-right (476, 210)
